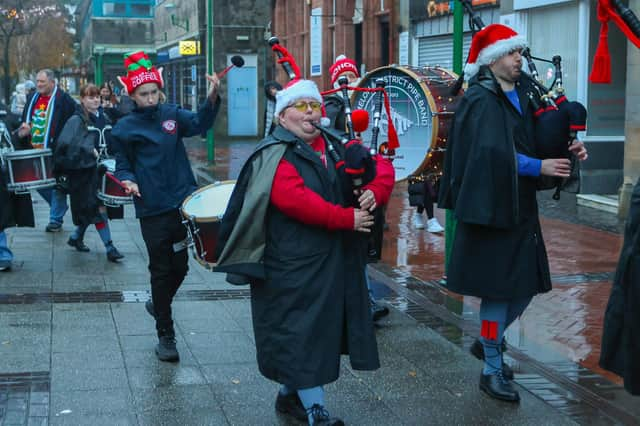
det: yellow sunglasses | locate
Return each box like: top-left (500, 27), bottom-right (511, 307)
top-left (289, 101), bottom-right (322, 112)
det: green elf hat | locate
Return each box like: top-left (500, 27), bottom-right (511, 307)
top-left (119, 51), bottom-right (163, 94)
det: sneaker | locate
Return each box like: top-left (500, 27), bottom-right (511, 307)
top-left (67, 237), bottom-right (90, 252)
top-left (413, 212), bottom-right (425, 229)
top-left (307, 404), bottom-right (344, 426)
top-left (45, 222), bottom-right (62, 232)
top-left (275, 392), bottom-right (307, 421)
top-left (106, 244), bottom-right (124, 262)
top-left (0, 260), bottom-right (12, 272)
top-left (426, 217), bottom-right (444, 233)
top-left (155, 335), bottom-right (179, 362)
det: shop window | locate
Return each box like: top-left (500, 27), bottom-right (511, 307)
top-left (586, 1), bottom-right (627, 137)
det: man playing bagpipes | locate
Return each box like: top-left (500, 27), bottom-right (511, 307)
top-left (213, 44), bottom-right (394, 425)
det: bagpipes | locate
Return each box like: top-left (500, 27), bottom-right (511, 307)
top-left (268, 37), bottom-right (398, 191)
top-left (459, 0), bottom-right (587, 200)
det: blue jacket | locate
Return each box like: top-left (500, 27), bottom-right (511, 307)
top-left (111, 97), bottom-right (220, 218)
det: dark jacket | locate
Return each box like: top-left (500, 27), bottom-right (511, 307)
top-left (54, 110), bottom-right (110, 226)
top-left (21, 88), bottom-right (78, 150)
top-left (600, 178), bottom-right (640, 395)
top-left (263, 81), bottom-right (282, 138)
top-left (111, 97), bottom-right (220, 218)
top-left (323, 94), bottom-right (347, 133)
top-left (438, 66), bottom-right (551, 300)
top-left (0, 168), bottom-right (34, 232)
top-left (215, 126), bottom-right (379, 389)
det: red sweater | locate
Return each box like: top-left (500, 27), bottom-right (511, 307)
top-left (270, 138), bottom-right (396, 231)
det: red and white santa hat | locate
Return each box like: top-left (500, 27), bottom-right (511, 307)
top-left (329, 55), bottom-right (359, 86)
top-left (274, 79), bottom-right (323, 117)
top-left (464, 24), bottom-right (527, 80)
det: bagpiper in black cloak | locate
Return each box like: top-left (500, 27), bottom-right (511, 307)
top-left (600, 177), bottom-right (640, 395)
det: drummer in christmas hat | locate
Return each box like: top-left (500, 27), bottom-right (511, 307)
top-left (111, 50), bottom-right (221, 363)
top-left (438, 24), bottom-right (588, 403)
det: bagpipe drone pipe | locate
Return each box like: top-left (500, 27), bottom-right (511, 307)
top-left (268, 37), bottom-right (398, 194)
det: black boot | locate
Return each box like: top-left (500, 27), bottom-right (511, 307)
top-left (470, 338), bottom-right (514, 380)
top-left (307, 404), bottom-right (344, 426)
top-left (145, 300), bottom-right (157, 319)
top-left (67, 237), bottom-right (90, 252)
top-left (479, 371), bottom-right (520, 402)
top-left (156, 330), bottom-right (179, 362)
top-left (106, 242), bottom-right (124, 262)
top-left (371, 301), bottom-right (390, 322)
top-left (275, 392), bottom-right (307, 421)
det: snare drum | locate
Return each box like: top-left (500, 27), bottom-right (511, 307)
top-left (4, 148), bottom-right (55, 193)
top-left (97, 158), bottom-right (133, 206)
top-left (180, 181), bottom-right (236, 269)
top-left (352, 66), bottom-right (462, 181)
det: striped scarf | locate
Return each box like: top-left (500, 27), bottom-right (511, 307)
top-left (25, 86), bottom-right (58, 149)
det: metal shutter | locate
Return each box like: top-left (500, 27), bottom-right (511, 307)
top-left (417, 34), bottom-right (472, 69)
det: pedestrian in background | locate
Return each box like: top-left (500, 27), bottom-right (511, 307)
top-left (53, 83), bottom-right (124, 262)
top-left (600, 177), bottom-right (640, 395)
top-left (438, 24), bottom-right (588, 403)
top-left (263, 80), bottom-right (282, 137)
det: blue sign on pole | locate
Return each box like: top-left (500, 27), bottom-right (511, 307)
top-left (191, 65), bottom-right (197, 82)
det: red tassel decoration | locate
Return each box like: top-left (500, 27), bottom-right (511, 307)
top-left (590, 1), bottom-right (612, 84)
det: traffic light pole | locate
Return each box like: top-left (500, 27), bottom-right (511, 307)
top-left (206, 0), bottom-right (215, 163)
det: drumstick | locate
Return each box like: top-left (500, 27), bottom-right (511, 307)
top-left (105, 172), bottom-right (129, 191)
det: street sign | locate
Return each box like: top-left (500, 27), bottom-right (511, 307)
top-left (180, 40), bottom-right (197, 55)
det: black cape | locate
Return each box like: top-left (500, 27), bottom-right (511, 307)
top-left (438, 67), bottom-right (551, 300)
top-left (600, 178), bottom-right (640, 395)
top-left (216, 126), bottom-right (379, 389)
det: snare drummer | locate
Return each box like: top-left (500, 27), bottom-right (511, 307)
top-left (18, 69), bottom-right (77, 232)
top-left (54, 83), bottom-right (124, 262)
top-left (111, 51), bottom-right (221, 362)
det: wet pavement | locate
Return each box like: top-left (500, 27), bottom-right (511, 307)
top-left (0, 136), bottom-right (635, 425)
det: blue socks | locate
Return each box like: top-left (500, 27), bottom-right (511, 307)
top-left (297, 386), bottom-right (325, 424)
top-left (480, 297), bottom-right (533, 376)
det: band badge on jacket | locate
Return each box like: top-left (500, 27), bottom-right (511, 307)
top-left (162, 119), bottom-right (177, 134)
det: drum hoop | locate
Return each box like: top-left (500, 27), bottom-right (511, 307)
top-left (355, 65), bottom-right (459, 181)
top-left (5, 148), bottom-right (53, 160)
top-left (180, 180), bottom-right (236, 223)
top-left (97, 192), bottom-right (132, 205)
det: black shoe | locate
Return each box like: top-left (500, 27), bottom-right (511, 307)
top-left (0, 260), bottom-right (12, 272)
top-left (46, 222), bottom-right (62, 232)
top-left (155, 335), bottom-right (179, 362)
top-left (307, 404), bottom-right (344, 426)
top-left (67, 237), bottom-right (90, 252)
top-left (145, 300), bottom-right (157, 319)
top-left (275, 392), bottom-right (307, 422)
top-left (479, 372), bottom-right (520, 402)
top-left (470, 338), bottom-right (514, 380)
top-left (371, 302), bottom-right (390, 322)
top-left (106, 243), bottom-right (124, 262)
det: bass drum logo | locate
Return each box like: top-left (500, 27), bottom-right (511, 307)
top-left (352, 67), bottom-right (437, 181)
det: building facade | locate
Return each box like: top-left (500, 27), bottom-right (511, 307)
top-left (76, 0), bottom-right (156, 88)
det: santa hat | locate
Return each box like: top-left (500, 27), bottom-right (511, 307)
top-left (464, 24), bottom-right (527, 80)
top-left (118, 51), bottom-right (163, 95)
top-left (329, 55), bottom-right (359, 86)
top-left (274, 79), bottom-right (323, 117)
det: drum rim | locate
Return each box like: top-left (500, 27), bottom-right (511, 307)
top-left (181, 180), bottom-right (236, 223)
top-left (96, 192), bottom-right (133, 205)
top-left (353, 65), bottom-right (459, 181)
top-left (4, 148), bottom-right (53, 158)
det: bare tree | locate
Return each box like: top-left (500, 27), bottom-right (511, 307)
top-left (0, 0), bottom-right (63, 103)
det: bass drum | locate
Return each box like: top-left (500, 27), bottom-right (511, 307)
top-left (351, 66), bottom-right (462, 181)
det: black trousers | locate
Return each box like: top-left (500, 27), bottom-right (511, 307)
top-left (140, 209), bottom-right (188, 336)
